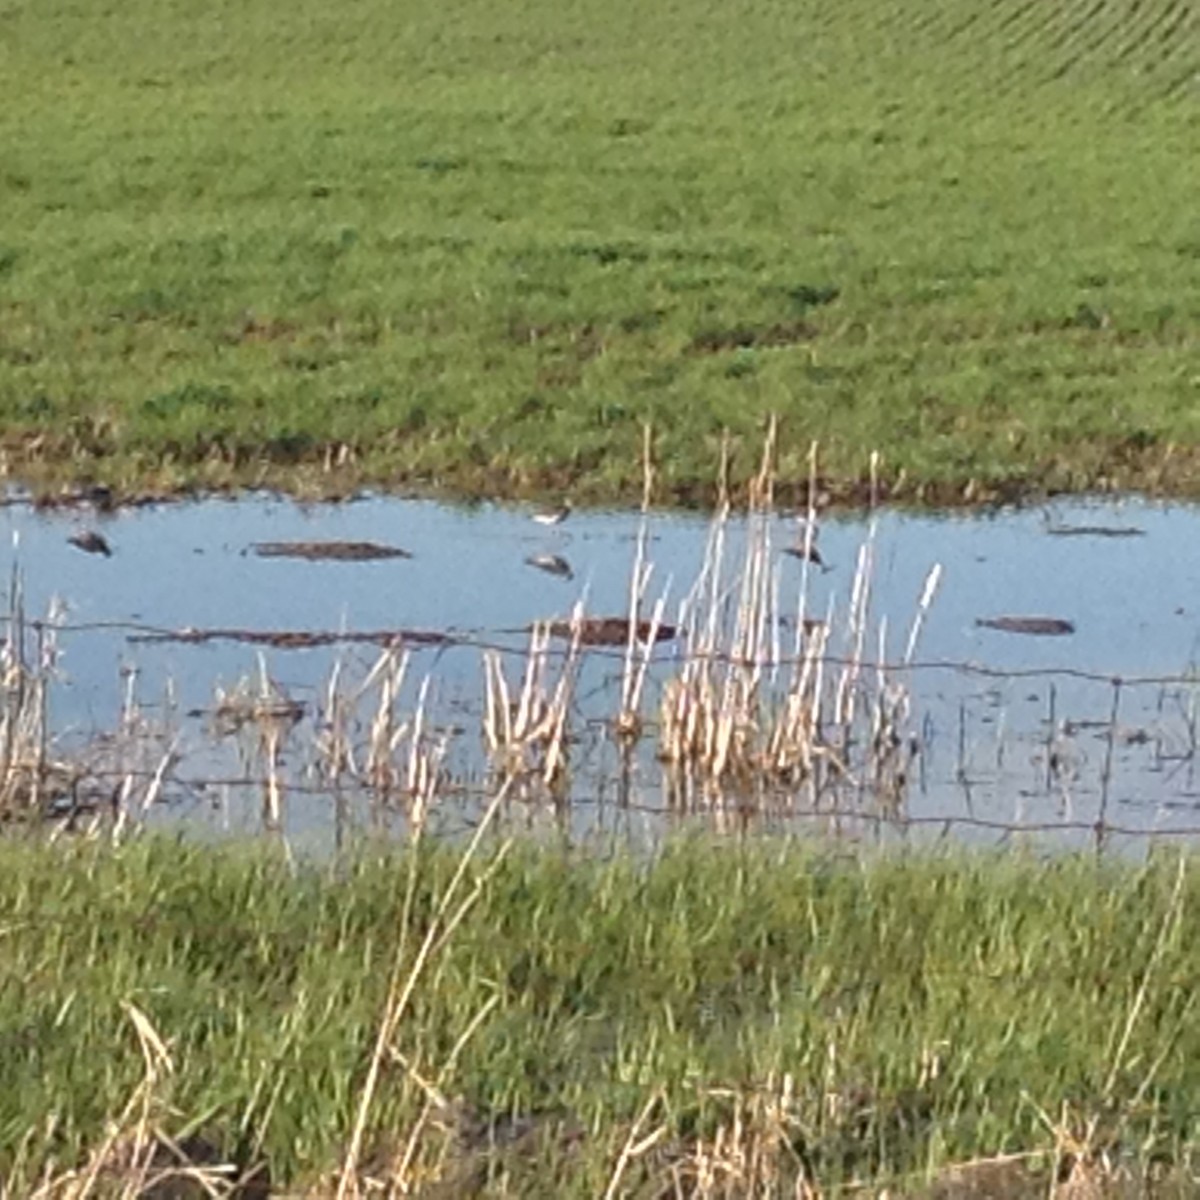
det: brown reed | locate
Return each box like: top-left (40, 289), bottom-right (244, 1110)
top-left (483, 610), bottom-right (581, 795)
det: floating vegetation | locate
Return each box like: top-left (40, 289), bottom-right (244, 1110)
top-left (251, 540), bottom-right (412, 561)
top-left (1045, 522), bottom-right (1145, 538)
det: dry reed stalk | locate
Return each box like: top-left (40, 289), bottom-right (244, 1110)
top-left (615, 423), bottom-right (663, 741)
top-left (483, 611), bottom-right (581, 792)
top-left (26, 1003), bottom-right (243, 1200)
top-left (641, 420), bottom-right (656, 514)
top-left (660, 431), bottom-right (795, 796)
top-left (660, 504), bottom-right (741, 793)
top-left (399, 674), bottom-right (449, 833)
top-left (617, 543), bottom-right (671, 742)
top-left (664, 1076), bottom-right (819, 1200)
top-left (0, 563), bottom-right (78, 819)
top-left (314, 652), bottom-right (351, 781)
top-left (386, 992), bottom-right (500, 1187)
top-left (865, 563), bottom-right (943, 806)
top-left (308, 647), bottom-right (450, 828)
top-left (762, 621), bottom-right (828, 784)
top-left (716, 429), bottom-right (732, 515)
top-left (335, 782), bottom-right (514, 1199)
top-left (364, 647), bottom-right (409, 795)
top-left (658, 436), bottom-right (931, 815)
top-left (260, 722), bottom-right (283, 831)
top-left (748, 413), bottom-right (778, 513)
top-left (832, 533), bottom-right (874, 743)
top-left (209, 656), bottom-right (306, 831)
top-left (255, 656), bottom-right (291, 831)
top-left (603, 1089), bottom-right (667, 1200)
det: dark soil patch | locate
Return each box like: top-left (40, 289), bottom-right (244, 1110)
top-left (222, 314), bottom-right (297, 345)
top-left (687, 320), bottom-right (817, 354)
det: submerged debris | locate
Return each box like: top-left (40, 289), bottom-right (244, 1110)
top-left (251, 540), bottom-right (412, 561)
top-left (525, 553), bottom-right (574, 580)
top-left (68, 531), bottom-right (113, 557)
top-left (976, 616), bottom-right (1076, 637)
top-left (543, 617), bottom-right (678, 646)
top-left (1045, 522), bottom-right (1145, 538)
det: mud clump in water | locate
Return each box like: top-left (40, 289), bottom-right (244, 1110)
top-left (251, 540), bottom-right (412, 561)
top-left (976, 615), bottom-right (1075, 637)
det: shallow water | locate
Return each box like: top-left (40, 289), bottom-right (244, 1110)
top-left (3, 492), bottom-right (1199, 853)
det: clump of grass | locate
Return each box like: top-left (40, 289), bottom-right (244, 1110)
top-left (1, 835), bottom-right (1198, 1195)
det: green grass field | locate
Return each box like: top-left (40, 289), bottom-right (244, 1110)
top-left (1, 0), bottom-right (1198, 504)
top-left (1, 835), bottom-right (1197, 1195)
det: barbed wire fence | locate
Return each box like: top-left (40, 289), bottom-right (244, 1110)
top-left (5, 614), bottom-right (1200, 849)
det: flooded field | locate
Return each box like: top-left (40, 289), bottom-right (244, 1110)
top-left (3, 491), bottom-right (1200, 853)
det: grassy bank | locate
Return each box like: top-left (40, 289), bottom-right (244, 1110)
top-left (1, 0), bottom-right (1198, 506)
top-left (0, 834), bottom-right (1197, 1195)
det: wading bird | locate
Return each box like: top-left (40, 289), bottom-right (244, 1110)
top-left (782, 542), bottom-right (826, 568)
top-left (782, 520), bottom-right (829, 570)
top-left (531, 501), bottom-right (572, 527)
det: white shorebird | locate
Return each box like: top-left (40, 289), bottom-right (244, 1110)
top-left (531, 501), bottom-right (572, 528)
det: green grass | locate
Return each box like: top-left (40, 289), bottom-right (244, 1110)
top-left (0, 0), bottom-right (1197, 504)
top-left (1, 834), bottom-right (1197, 1194)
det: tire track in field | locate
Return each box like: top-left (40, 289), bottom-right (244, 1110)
top-left (996, 0), bottom-right (1085, 67)
top-left (799, 0), bottom-right (1196, 119)
top-left (1112, 0), bottom-right (1186, 60)
top-left (1147, 0), bottom-right (1196, 68)
top-left (910, 0), bottom-right (1198, 103)
top-left (1105, 0), bottom-right (1198, 95)
top-left (1043, 0), bottom-right (1126, 82)
top-left (862, 0), bottom-right (1046, 108)
top-left (898, 0), bottom-right (1078, 111)
top-left (1043, 0), bottom-right (1111, 58)
top-left (847, 0), bottom-right (958, 74)
top-left (932, 0), bottom-right (1080, 109)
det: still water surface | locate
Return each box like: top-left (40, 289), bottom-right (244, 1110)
top-left (4, 492), bottom-right (1199, 853)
